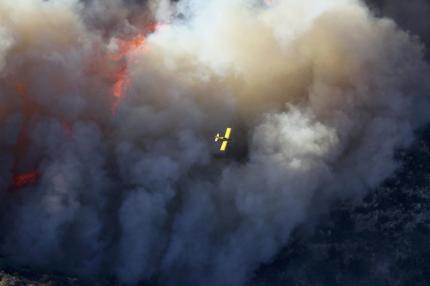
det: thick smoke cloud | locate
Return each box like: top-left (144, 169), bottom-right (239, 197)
top-left (0, 0), bottom-right (429, 285)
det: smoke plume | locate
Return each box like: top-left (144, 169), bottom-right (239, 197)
top-left (0, 0), bottom-right (429, 285)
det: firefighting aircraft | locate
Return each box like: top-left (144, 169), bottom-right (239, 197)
top-left (214, 127), bottom-right (232, 152)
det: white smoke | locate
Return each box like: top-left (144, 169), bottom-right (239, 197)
top-left (0, 0), bottom-right (429, 285)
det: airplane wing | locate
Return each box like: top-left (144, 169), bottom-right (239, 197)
top-left (220, 141), bottom-right (228, 152)
top-left (224, 128), bottom-right (232, 139)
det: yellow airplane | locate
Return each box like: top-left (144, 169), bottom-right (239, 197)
top-left (214, 127), bottom-right (232, 152)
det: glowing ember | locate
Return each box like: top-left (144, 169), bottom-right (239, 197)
top-left (12, 170), bottom-right (40, 189)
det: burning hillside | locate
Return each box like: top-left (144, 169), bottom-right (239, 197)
top-left (0, 0), bottom-right (430, 285)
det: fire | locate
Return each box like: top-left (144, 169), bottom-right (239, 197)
top-left (113, 66), bottom-right (128, 99)
top-left (6, 33), bottom-right (149, 189)
top-left (12, 170), bottom-right (41, 189)
top-left (111, 34), bottom-right (145, 113)
top-left (7, 82), bottom-right (73, 190)
top-left (7, 32), bottom-right (151, 190)
top-left (9, 82), bottom-right (41, 190)
top-left (108, 21), bottom-right (169, 113)
top-left (117, 34), bottom-right (146, 58)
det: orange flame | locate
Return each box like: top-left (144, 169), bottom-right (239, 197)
top-left (111, 34), bottom-right (145, 113)
top-left (117, 34), bottom-right (146, 58)
top-left (113, 66), bottom-right (128, 99)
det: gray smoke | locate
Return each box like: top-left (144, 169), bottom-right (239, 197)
top-left (367, 0), bottom-right (430, 51)
top-left (0, 0), bottom-right (430, 285)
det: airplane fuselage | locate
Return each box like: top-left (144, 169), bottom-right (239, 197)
top-left (214, 128), bottom-right (232, 152)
